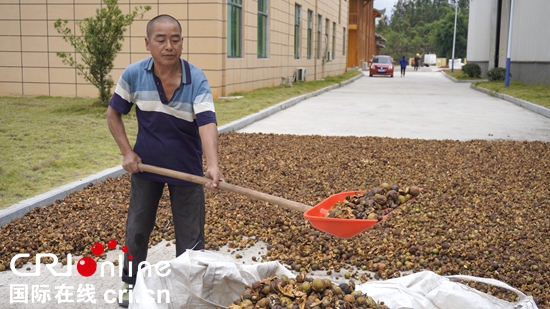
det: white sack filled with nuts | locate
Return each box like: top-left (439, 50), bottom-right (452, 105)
top-left (356, 271), bottom-right (538, 309)
top-left (130, 250), bottom-right (293, 309)
top-left (131, 250), bottom-right (537, 309)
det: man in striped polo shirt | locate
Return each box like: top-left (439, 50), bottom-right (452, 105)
top-left (106, 14), bottom-right (225, 307)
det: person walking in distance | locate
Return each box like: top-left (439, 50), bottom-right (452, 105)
top-left (399, 56), bottom-right (408, 77)
top-left (414, 53), bottom-right (421, 71)
top-left (106, 14), bottom-right (225, 308)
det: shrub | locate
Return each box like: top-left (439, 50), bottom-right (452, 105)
top-left (487, 67), bottom-right (510, 81)
top-left (462, 63), bottom-right (482, 78)
top-left (54, 0), bottom-right (150, 106)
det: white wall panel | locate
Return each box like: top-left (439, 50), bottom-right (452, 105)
top-left (509, 0), bottom-right (550, 61)
top-left (466, 0), bottom-right (494, 61)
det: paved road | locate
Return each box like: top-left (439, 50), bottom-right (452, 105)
top-left (239, 70), bottom-right (550, 141)
top-left (2, 69), bottom-right (550, 309)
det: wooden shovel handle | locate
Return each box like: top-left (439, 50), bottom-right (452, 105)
top-left (138, 164), bottom-right (312, 213)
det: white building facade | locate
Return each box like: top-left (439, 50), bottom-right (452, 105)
top-left (467, 0), bottom-right (550, 86)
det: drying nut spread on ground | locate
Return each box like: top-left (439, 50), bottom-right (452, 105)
top-left (223, 274), bottom-right (389, 309)
top-left (326, 184), bottom-right (421, 220)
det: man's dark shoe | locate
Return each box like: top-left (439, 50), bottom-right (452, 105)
top-left (118, 282), bottom-right (132, 308)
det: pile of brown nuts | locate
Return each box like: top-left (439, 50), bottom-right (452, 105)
top-left (223, 274), bottom-right (389, 309)
top-left (326, 184), bottom-right (421, 220)
top-left (1, 133), bottom-right (549, 307)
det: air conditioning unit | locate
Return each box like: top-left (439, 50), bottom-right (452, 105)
top-left (295, 67), bottom-right (306, 82)
top-left (326, 51), bottom-right (333, 61)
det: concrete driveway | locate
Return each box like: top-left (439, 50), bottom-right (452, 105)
top-left (238, 70), bottom-right (550, 141)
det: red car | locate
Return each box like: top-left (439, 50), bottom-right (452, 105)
top-left (369, 55), bottom-right (394, 77)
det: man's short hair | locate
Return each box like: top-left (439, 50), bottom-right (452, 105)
top-left (146, 14), bottom-right (182, 38)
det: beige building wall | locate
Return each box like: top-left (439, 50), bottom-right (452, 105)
top-left (0, 0), bottom-right (348, 99)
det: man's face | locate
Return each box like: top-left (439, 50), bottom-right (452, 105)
top-left (145, 21), bottom-right (183, 67)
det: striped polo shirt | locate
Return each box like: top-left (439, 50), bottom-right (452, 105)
top-left (109, 57), bottom-right (217, 185)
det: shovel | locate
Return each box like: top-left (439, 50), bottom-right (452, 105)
top-left (139, 164), bottom-right (390, 238)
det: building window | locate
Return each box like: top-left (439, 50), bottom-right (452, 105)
top-left (332, 22), bottom-right (336, 58)
top-left (316, 14), bottom-right (322, 59)
top-left (339, 0), bottom-right (341, 24)
top-left (307, 10), bottom-right (313, 59)
top-left (325, 18), bottom-right (329, 59)
top-left (343, 27), bottom-right (346, 55)
top-left (228, 0), bottom-right (242, 57)
top-left (294, 4), bottom-right (301, 59)
top-left (258, 0), bottom-right (268, 58)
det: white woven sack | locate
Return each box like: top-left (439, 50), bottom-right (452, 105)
top-left (357, 270), bottom-right (538, 309)
top-left (130, 250), bottom-right (293, 309)
top-left (131, 251), bottom-right (538, 309)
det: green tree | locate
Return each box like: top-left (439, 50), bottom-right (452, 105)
top-left (377, 15), bottom-right (389, 34)
top-left (431, 9), bottom-right (468, 59)
top-left (382, 31), bottom-right (407, 59)
top-left (54, 0), bottom-right (150, 106)
top-left (377, 0), bottom-right (469, 60)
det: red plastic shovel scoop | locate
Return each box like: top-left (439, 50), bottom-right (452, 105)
top-left (138, 164), bottom-right (405, 238)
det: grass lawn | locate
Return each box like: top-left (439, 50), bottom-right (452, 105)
top-left (444, 70), bottom-right (486, 81)
top-left (473, 81), bottom-right (550, 109)
top-left (0, 70), bottom-right (361, 209)
top-left (0, 96), bottom-right (138, 208)
top-left (443, 70), bottom-right (550, 109)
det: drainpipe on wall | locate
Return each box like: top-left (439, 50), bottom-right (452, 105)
top-left (314, 0), bottom-right (318, 80)
top-left (494, 0), bottom-right (502, 68)
top-left (222, 2), bottom-right (227, 96)
top-left (505, 0), bottom-right (514, 88)
top-left (186, 1), bottom-right (190, 67)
